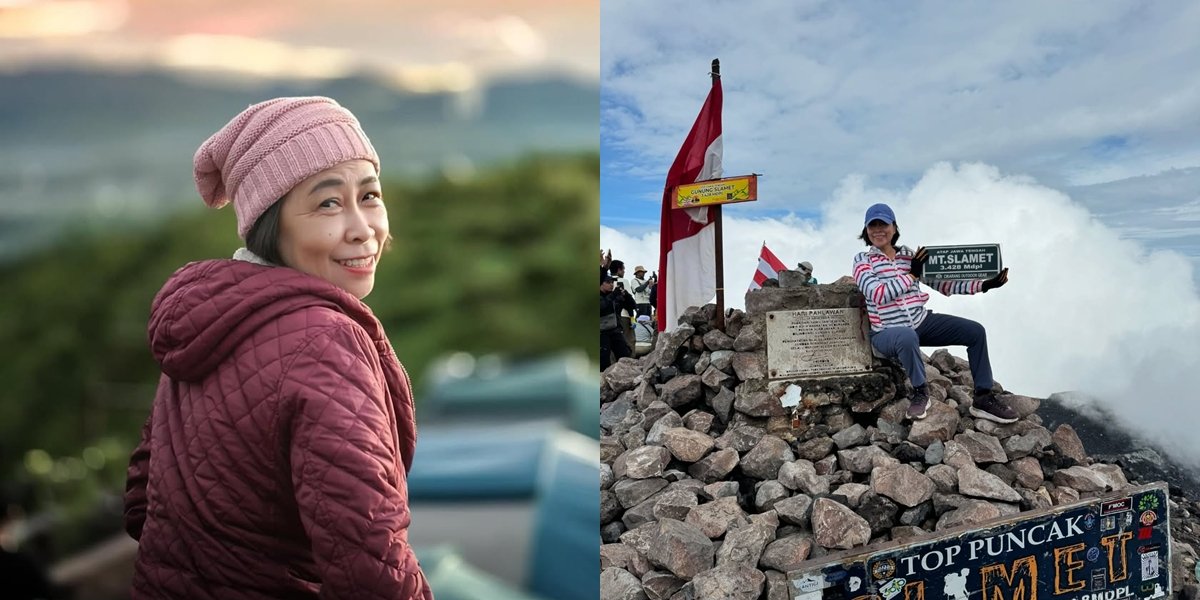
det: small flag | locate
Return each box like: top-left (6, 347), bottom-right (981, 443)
top-left (750, 243), bottom-right (786, 290)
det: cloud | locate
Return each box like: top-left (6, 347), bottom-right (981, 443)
top-left (603, 162), bottom-right (1200, 466)
top-left (601, 1), bottom-right (1200, 277)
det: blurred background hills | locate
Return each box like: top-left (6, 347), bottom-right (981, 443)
top-left (0, 65), bottom-right (599, 261)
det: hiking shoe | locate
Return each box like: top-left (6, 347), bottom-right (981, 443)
top-left (970, 390), bottom-right (1018, 424)
top-left (906, 386), bottom-right (930, 420)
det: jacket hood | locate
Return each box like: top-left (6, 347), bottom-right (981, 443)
top-left (148, 259), bottom-right (384, 381)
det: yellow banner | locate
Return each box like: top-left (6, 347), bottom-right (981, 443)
top-left (673, 175), bottom-right (758, 209)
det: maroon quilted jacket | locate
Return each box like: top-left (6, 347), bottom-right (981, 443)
top-left (124, 258), bottom-right (432, 600)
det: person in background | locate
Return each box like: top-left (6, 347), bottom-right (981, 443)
top-left (124, 97), bottom-right (432, 599)
top-left (633, 314), bottom-right (656, 356)
top-left (851, 202), bottom-right (1015, 424)
top-left (630, 266), bottom-right (655, 317)
top-left (607, 260), bottom-right (635, 348)
top-left (601, 274), bottom-right (634, 370)
top-left (797, 261), bottom-right (818, 284)
top-left (0, 494), bottom-right (59, 600)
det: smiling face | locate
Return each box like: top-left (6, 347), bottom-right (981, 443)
top-left (866, 219), bottom-right (896, 251)
top-left (277, 159), bottom-right (387, 299)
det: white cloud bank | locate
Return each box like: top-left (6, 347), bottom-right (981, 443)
top-left (602, 162), bottom-right (1200, 465)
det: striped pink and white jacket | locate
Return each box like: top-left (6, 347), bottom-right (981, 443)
top-left (852, 245), bottom-right (982, 332)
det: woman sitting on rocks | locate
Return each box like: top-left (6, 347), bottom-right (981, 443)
top-left (851, 202), bottom-right (1016, 424)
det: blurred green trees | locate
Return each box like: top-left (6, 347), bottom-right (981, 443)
top-left (0, 152), bottom-right (598, 539)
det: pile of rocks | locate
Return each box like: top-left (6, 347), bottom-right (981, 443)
top-left (599, 300), bottom-right (1200, 600)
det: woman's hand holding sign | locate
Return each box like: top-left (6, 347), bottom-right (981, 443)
top-left (981, 267), bottom-right (1009, 293)
top-left (910, 246), bottom-right (929, 278)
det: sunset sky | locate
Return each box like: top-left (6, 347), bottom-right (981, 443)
top-left (0, 0), bottom-right (598, 90)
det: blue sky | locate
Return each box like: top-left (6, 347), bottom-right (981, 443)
top-left (600, 0), bottom-right (1200, 269)
top-left (599, 0), bottom-right (1200, 464)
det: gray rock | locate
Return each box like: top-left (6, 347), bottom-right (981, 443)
top-left (602, 463), bottom-right (615, 490)
top-left (602, 522), bottom-right (627, 544)
top-left (925, 440), bottom-right (945, 465)
top-left (754, 481), bottom-right (790, 511)
top-left (654, 489), bottom-right (700, 521)
top-left (633, 380), bottom-right (661, 410)
top-left (701, 481), bottom-right (740, 500)
top-left (602, 398), bottom-right (635, 433)
top-left (663, 427), bottom-right (715, 463)
top-left (764, 570), bottom-right (790, 600)
top-left (811, 497), bottom-right (872, 549)
top-left (926, 464), bottom-right (959, 494)
top-left (858, 492), bottom-right (900, 535)
top-left (891, 525), bottom-right (929, 540)
top-left (734, 388), bottom-right (785, 418)
top-left (741, 436), bottom-right (795, 480)
top-left (778, 460), bottom-right (829, 495)
top-left (1051, 424), bottom-right (1088, 465)
top-left (602, 568), bottom-right (648, 600)
top-left (958, 466), bottom-right (1023, 502)
top-left (688, 449), bottom-right (740, 483)
top-left (833, 483), bottom-right (872, 507)
top-left (604, 360), bottom-right (645, 395)
top-left (602, 489), bottom-right (623, 524)
top-left (642, 570), bottom-right (685, 600)
top-left (936, 500), bottom-right (1004, 531)
top-left (954, 430), bottom-right (1008, 464)
top-left (794, 436), bottom-right (836, 461)
top-left (871, 463), bottom-right (936, 508)
top-left (615, 446), bottom-right (672, 480)
top-left (1050, 484), bottom-right (1080, 505)
top-left (1002, 432), bottom-right (1045, 459)
top-left (832, 423), bottom-right (869, 449)
top-left (759, 535), bottom-right (813, 572)
top-left (602, 436), bottom-right (625, 464)
top-left (1017, 487), bottom-right (1054, 511)
top-left (702, 329), bottom-right (735, 352)
top-left (774, 494), bottom-right (814, 526)
top-left (814, 455), bottom-right (840, 476)
top-left (1010, 456), bottom-right (1044, 490)
top-left (714, 426), bottom-right (765, 452)
top-left (837, 444), bottom-right (893, 474)
top-left (716, 518), bottom-right (777, 568)
top-left (700, 365), bottom-right (731, 390)
top-left (649, 519), bottom-right (715, 579)
top-left (692, 564), bottom-right (765, 600)
top-left (614, 478), bottom-right (670, 508)
top-left (733, 326), bottom-right (763, 352)
top-left (620, 522), bottom-right (661, 556)
top-left (942, 440), bottom-right (976, 470)
top-left (623, 496), bottom-right (662, 530)
top-left (654, 324), bottom-right (696, 368)
top-left (661, 374), bottom-right (704, 408)
top-left (621, 425), bottom-right (648, 450)
top-left (1091, 463), bottom-right (1129, 491)
top-left (731, 352), bottom-right (766, 381)
top-left (1004, 394), bottom-right (1041, 418)
top-left (685, 496), bottom-right (750, 539)
top-left (693, 354), bottom-right (712, 377)
top-left (899, 503), bottom-right (932, 527)
top-left (984, 464), bottom-right (1018, 488)
top-left (601, 543), bottom-right (639, 571)
top-left (684, 410), bottom-right (716, 434)
top-left (645, 412), bottom-right (684, 446)
top-left (709, 350), bottom-right (735, 373)
top-left (1053, 466), bottom-right (1108, 492)
top-left (709, 387), bottom-right (736, 423)
top-left (907, 401), bottom-right (960, 446)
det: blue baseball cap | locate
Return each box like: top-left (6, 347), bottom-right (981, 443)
top-left (864, 203), bottom-right (896, 225)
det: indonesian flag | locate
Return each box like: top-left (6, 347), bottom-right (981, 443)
top-left (656, 73), bottom-right (722, 331)
top-left (749, 243), bottom-right (787, 290)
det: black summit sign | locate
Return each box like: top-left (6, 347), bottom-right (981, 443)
top-left (921, 244), bottom-right (1002, 282)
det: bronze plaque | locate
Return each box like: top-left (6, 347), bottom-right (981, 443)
top-left (765, 308), bottom-right (872, 379)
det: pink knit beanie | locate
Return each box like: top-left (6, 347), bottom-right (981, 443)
top-left (194, 96), bottom-right (380, 239)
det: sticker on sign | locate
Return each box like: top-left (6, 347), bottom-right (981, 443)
top-left (921, 244), bottom-right (1002, 281)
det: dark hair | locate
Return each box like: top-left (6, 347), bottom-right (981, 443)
top-left (246, 198), bottom-right (286, 265)
top-left (245, 198), bottom-right (394, 265)
top-left (609, 260), bottom-right (625, 275)
top-left (859, 224), bottom-right (900, 246)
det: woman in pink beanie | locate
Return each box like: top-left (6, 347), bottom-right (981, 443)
top-left (123, 97), bottom-right (433, 599)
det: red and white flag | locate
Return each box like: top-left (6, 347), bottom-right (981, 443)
top-left (749, 243), bottom-right (787, 290)
top-left (656, 73), bottom-right (722, 331)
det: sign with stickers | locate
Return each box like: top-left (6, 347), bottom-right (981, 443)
top-left (920, 244), bottom-right (1002, 282)
top-left (788, 483), bottom-right (1171, 600)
